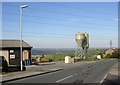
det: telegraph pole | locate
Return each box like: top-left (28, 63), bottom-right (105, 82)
top-left (110, 40), bottom-right (112, 48)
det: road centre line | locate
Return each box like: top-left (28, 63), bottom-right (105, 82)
top-left (56, 75), bottom-right (73, 83)
top-left (56, 62), bottom-right (105, 83)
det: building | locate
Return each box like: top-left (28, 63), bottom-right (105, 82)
top-left (0, 40), bottom-right (32, 66)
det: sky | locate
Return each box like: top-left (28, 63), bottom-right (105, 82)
top-left (1, 2), bottom-right (118, 48)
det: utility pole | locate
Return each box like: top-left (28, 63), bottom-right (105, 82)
top-left (110, 40), bottom-right (112, 48)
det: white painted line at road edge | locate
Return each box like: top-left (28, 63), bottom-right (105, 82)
top-left (56, 75), bottom-right (73, 83)
top-left (100, 73), bottom-right (108, 84)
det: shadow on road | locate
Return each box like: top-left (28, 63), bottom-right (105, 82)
top-left (101, 74), bottom-right (119, 85)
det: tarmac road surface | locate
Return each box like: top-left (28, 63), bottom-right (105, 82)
top-left (5, 59), bottom-right (117, 84)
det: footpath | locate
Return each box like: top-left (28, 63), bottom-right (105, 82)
top-left (101, 60), bottom-right (119, 85)
top-left (0, 62), bottom-right (62, 83)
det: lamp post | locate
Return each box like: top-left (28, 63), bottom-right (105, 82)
top-left (20, 5), bottom-right (28, 71)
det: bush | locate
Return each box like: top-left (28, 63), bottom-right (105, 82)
top-left (85, 57), bottom-right (97, 61)
top-left (49, 58), bottom-right (53, 62)
top-left (40, 56), bottom-right (50, 62)
top-left (104, 50), bottom-right (120, 59)
top-left (104, 54), bottom-right (112, 59)
top-left (32, 58), bottom-right (36, 62)
top-left (111, 51), bottom-right (120, 58)
top-left (32, 58), bottom-right (38, 65)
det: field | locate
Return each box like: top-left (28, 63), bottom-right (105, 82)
top-left (48, 52), bottom-right (74, 61)
top-left (47, 49), bottom-right (104, 61)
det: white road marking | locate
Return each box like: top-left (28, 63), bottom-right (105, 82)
top-left (100, 74), bottom-right (108, 84)
top-left (56, 75), bottom-right (73, 83)
top-left (56, 64), bottom-right (104, 83)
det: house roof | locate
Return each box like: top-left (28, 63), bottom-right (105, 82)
top-left (0, 40), bottom-right (32, 48)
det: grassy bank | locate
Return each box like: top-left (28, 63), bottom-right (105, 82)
top-left (32, 49), bottom-right (105, 63)
top-left (47, 49), bottom-right (104, 61)
top-left (48, 52), bottom-right (74, 61)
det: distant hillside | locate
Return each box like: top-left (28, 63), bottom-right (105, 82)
top-left (32, 48), bottom-right (75, 55)
top-left (32, 48), bottom-right (107, 55)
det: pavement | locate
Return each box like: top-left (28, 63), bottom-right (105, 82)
top-left (101, 60), bottom-right (119, 85)
top-left (1, 61), bottom-right (63, 83)
top-left (0, 59), bottom-right (119, 84)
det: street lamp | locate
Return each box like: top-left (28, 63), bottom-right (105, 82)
top-left (20, 5), bottom-right (28, 71)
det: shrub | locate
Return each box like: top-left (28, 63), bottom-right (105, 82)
top-left (104, 50), bottom-right (120, 59)
top-left (104, 54), bottom-right (112, 59)
top-left (31, 58), bottom-right (38, 65)
top-left (49, 58), bottom-right (53, 62)
top-left (85, 57), bottom-right (97, 61)
top-left (110, 50), bottom-right (120, 58)
top-left (32, 58), bottom-right (37, 63)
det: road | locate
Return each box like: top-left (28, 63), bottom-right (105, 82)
top-left (5, 59), bottom-right (117, 84)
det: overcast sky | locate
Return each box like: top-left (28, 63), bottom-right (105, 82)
top-left (2, 2), bottom-right (118, 48)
